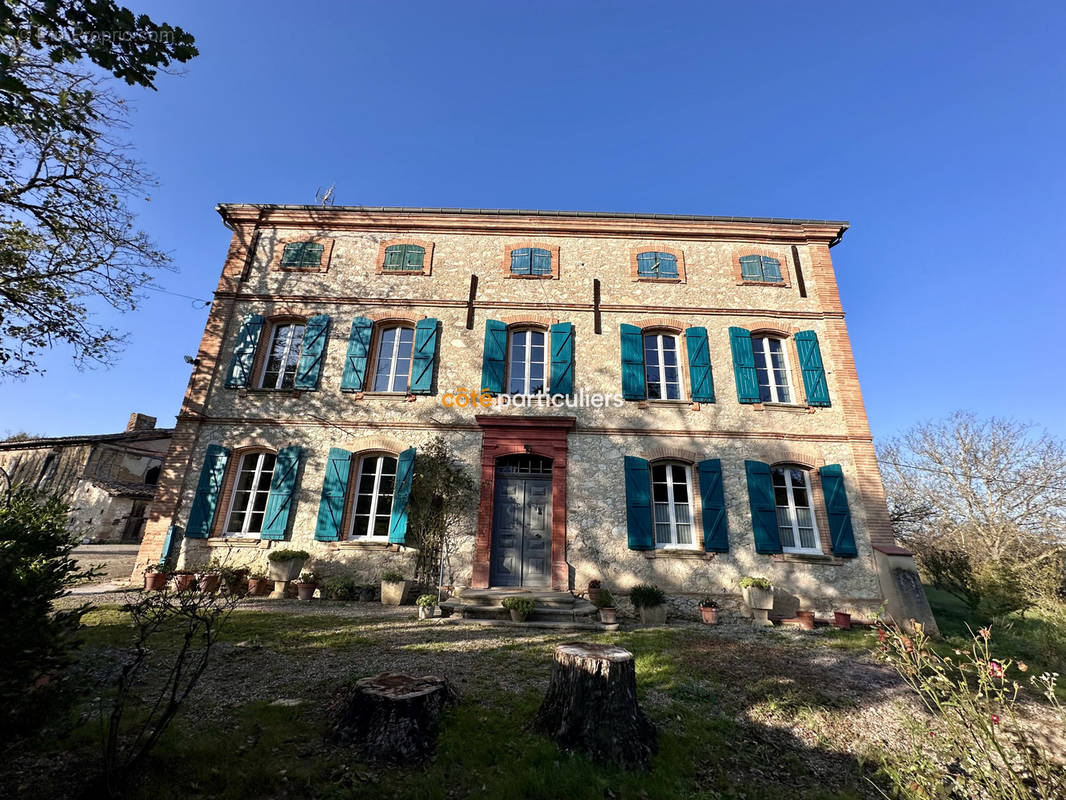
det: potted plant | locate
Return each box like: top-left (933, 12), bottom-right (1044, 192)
top-left (220, 565), bottom-right (250, 596)
top-left (501, 596), bottom-right (536, 622)
top-left (593, 588), bottom-right (617, 625)
top-left (295, 570), bottom-right (319, 601)
top-left (267, 549), bottom-right (311, 597)
top-left (416, 593), bottom-right (437, 620)
top-left (630, 583), bottom-right (667, 625)
top-left (170, 570), bottom-right (195, 593)
top-left (247, 570), bottom-right (272, 597)
top-left (587, 579), bottom-right (602, 605)
top-left (322, 575), bottom-right (360, 601)
top-left (833, 610), bottom-right (852, 630)
top-left (196, 562), bottom-right (222, 594)
top-left (143, 563), bottom-right (169, 591)
top-left (380, 571), bottom-right (408, 606)
top-left (739, 576), bottom-right (774, 626)
top-left (698, 597), bottom-right (719, 624)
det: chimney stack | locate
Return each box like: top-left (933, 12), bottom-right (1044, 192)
top-left (126, 413), bottom-right (157, 432)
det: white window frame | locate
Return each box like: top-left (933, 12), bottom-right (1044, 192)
top-left (773, 466), bottom-right (822, 555)
top-left (372, 325), bottom-right (415, 393)
top-left (643, 332), bottom-right (684, 401)
top-left (259, 322), bottom-right (306, 389)
top-left (651, 461), bottom-right (697, 549)
top-left (752, 335), bottom-right (793, 404)
top-left (222, 451), bottom-right (276, 538)
top-left (348, 454), bottom-right (398, 540)
top-left (506, 328), bottom-right (549, 395)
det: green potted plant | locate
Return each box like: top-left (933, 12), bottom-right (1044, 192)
top-left (630, 583), bottom-right (667, 625)
top-left (143, 563), bottom-right (169, 591)
top-left (380, 570), bottom-right (408, 606)
top-left (295, 570), bottom-right (319, 601)
top-left (416, 593), bottom-right (437, 620)
top-left (593, 588), bottom-right (617, 625)
top-left (220, 565), bottom-right (250, 596)
top-left (587, 578), bottom-right (602, 605)
top-left (267, 549), bottom-right (310, 597)
top-left (501, 595), bottom-right (535, 623)
top-left (322, 574), bottom-right (360, 601)
top-left (247, 570), bottom-right (271, 597)
top-left (739, 576), bottom-right (774, 626)
top-left (698, 597), bottom-right (719, 624)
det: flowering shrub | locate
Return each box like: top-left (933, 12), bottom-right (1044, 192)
top-left (875, 620), bottom-right (1065, 799)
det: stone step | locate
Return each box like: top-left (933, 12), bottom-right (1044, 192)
top-left (455, 618), bottom-right (618, 633)
top-left (453, 588), bottom-right (578, 608)
top-left (441, 597), bottom-right (599, 622)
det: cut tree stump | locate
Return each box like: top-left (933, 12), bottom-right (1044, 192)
top-left (531, 642), bottom-right (657, 770)
top-left (329, 672), bottom-right (456, 763)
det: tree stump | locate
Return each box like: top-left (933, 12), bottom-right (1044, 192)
top-left (531, 642), bottom-right (657, 770)
top-left (329, 672), bottom-right (456, 763)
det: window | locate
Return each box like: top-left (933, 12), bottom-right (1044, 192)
top-left (643, 332), bottom-right (683, 400)
top-left (507, 328), bottom-right (548, 394)
top-left (652, 462), bottom-right (695, 547)
top-left (752, 336), bottom-right (792, 403)
top-left (383, 244), bottom-right (425, 272)
top-left (510, 247), bottom-right (552, 276)
top-left (280, 241), bottom-right (325, 269)
top-left (372, 326), bottom-right (415, 392)
top-left (773, 466), bottom-right (821, 554)
top-left (224, 452), bottom-right (276, 538)
top-left (349, 454), bottom-right (397, 539)
top-left (260, 322), bottom-right (306, 389)
top-left (636, 251), bottom-right (679, 279)
top-left (740, 254), bottom-right (783, 283)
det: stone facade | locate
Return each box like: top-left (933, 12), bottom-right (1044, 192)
top-left (133, 205), bottom-right (934, 626)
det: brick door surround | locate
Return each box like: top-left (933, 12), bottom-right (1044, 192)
top-left (473, 415), bottom-right (576, 590)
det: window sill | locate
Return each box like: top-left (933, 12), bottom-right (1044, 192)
top-left (328, 540), bottom-right (418, 552)
top-left (636, 399), bottom-right (696, 410)
top-left (736, 280), bottom-right (789, 288)
top-left (644, 549), bottom-right (715, 561)
top-left (772, 552), bottom-right (843, 565)
top-left (205, 538), bottom-right (263, 548)
top-left (238, 388), bottom-right (307, 397)
top-left (505, 273), bottom-right (558, 280)
top-left (751, 402), bottom-right (813, 413)
top-left (379, 269), bottom-right (431, 277)
top-left (633, 277), bottom-right (683, 284)
top-left (358, 392), bottom-right (418, 402)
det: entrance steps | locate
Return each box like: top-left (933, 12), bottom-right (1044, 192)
top-left (441, 588), bottom-right (614, 630)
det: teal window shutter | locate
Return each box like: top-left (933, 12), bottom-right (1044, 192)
top-left (384, 244), bottom-right (425, 271)
top-left (294, 315), bottom-right (330, 390)
top-left (261, 446), bottom-right (301, 540)
top-left (225, 314), bottom-right (265, 388)
top-left (624, 455), bottom-right (654, 550)
top-left (185, 444), bottom-right (230, 538)
top-left (281, 241), bottom-right (324, 268)
top-left (620, 323), bottom-right (646, 400)
top-left (684, 327), bottom-right (715, 402)
top-left (481, 320), bottom-right (507, 393)
top-left (795, 331), bottom-right (830, 406)
top-left (819, 464), bottom-right (857, 557)
top-left (761, 256), bottom-right (782, 281)
top-left (530, 248), bottom-right (552, 275)
top-left (697, 459), bottom-right (728, 552)
top-left (745, 460), bottom-right (782, 554)
top-left (739, 255), bottom-right (762, 281)
top-left (389, 447), bottom-right (416, 544)
top-left (550, 322), bottom-right (574, 396)
top-left (637, 252), bottom-right (678, 278)
top-left (729, 327), bottom-right (760, 403)
top-left (510, 247), bottom-right (532, 275)
top-left (384, 245), bottom-right (404, 269)
top-left (314, 448), bottom-right (351, 541)
top-left (340, 317), bottom-right (374, 392)
top-left (410, 318), bottom-right (439, 394)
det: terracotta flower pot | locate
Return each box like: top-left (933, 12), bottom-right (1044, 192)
top-left (198, 574), bottom-right (221, 594)
top-left (699, 606), bottom-right (718, 624)
top-left (796, 610), bottom-right (815, 630)
top-left (145, 572), bottom-right (167, 591)
top-left (587, 587), bottom-right (600, 605)
top-left (599, 607), bottom-right (617, 625)
top-left (833, 611), bottom-right (852, 630)
top-left (296, 583), bottom-right (317, 601)
top-left (171, 573), bottom-right (195, 592)
top-left (248, 578), bottom-right (271, 597)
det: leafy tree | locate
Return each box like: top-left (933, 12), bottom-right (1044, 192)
top-left (0, 1), bottom-right (197, 377)
top-left (879, 411), bottom-right (1066, 616)
top-left (0, 485), bottom-right (96, 739)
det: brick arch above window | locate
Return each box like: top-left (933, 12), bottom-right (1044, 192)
top-left (500, 314), bottom-right (558, 328)
top-left (376, 238), bottom-right (434, 276)
top-left (629, 317), bottom-right (688, 333)
top-left (629, 245), bottom-right (686, 283)
top-left (367, 310), bottom-right (422, 324)
top-left (732, 248), bottom-right (791, 287)
top-left (502, 242), bottom-right (560, 279)
top-left (766, 446), bottom-right (826, 471)
top-left (269, 237), bottom-right (334, 273)
top-left (336, 435), bottom-right (408, 456)
top-left (640, 446), bottom-right (701, 464)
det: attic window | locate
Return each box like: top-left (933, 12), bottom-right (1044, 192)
top-left (280, 241), bottom-right (325, 268)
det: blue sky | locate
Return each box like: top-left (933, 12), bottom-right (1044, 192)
top-left (3, 1), bottom-right (1064, 439)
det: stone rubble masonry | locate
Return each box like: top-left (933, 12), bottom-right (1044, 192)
top-left (132, 206), bottom-right (923, 624)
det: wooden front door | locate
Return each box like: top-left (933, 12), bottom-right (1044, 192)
top-left (489, 456), bottom-right (552, 587)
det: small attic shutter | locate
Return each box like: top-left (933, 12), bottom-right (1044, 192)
top-left (481, 320), bottom-right (507, 393)
top-left (729, 327), bottom-right (760, 403)
top-left (531, 248), bottom-right (552, 275)
top-left (685, 326), bottom-right (715, 403)
top-left (225, 314), bottom-right (264, 388)
top-left (620, 324), bottom-right (646, 400)
top-left (550, 322), bottom-right (574, 396)
top-left (745, 460), bottom-right (782, 554)
top-left (185, 445), bottom-right (230, 538)
top-left (340, 317), bottom-right (373, 392)
top-left (261, 446), bottom-right (301, 540)
top-left (410, 318), bottom-right (439, 394)
top-left (294, 315), bottom-right (330, 390)
top-left (624, 456), bottom-right (654, 550)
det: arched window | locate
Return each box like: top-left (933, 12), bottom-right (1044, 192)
top-left (260, 320), bottom-right (307, 389)
top-left (280, 241), bottom-right (325, 269)
top-left (372, 325), bottom-right (415, 392)
top-left (507, 328), bottom-right (548, 394)
top-left (349, 453), bottom-right (398, 539)
top-left (144, 465), bottom-right (161, 485)
top-left (223, 451), bottom-right (276, 538)
top-left (772, 465), bottom-right (821, 554)
top-left (636, 251), bottom-right (678, 279)
top-left (651, 461), bottom-right (695, 547)
top-left (752, 335), bottom-right (793, 403)
top-left (740, 254), bottom-right (782, 283)
top-left (643, 331), bottom-right (683, 400)
top-left (510, 247), bottom-right (552, 276)
top-left (383, 244), bottom-right (425, 272)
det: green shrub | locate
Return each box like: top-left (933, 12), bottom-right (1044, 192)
top-left (322, 575), bottom-right (361, 601)
top-left (380, 570), bottom-right (405, 583)
top-left (629, 583), bottom-right (665, 608)
top-left (416, 594), bottom-right (437, 607)
top-left (592, 588), bottom-right (615, 609)
top-left (501, 596), bottom-right (535, 615)
top-left (699, 597), bottom-right (718, 608)
top-left (296, 570), bottom-right (319, 585)
top-left (266, 549), bottom-right (310, 563)
top-left (0, 487), bottom-right (96, 737)
top-left (739, 576), bottom-right (772, 590)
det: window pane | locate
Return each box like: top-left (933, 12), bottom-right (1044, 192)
top-left (674, 523), bottom-right (692, 545)
top-left (651, 464), bottom-right (667, 482)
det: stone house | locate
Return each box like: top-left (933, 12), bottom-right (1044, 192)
top-left (1, 413), bottom-right (171, 543)
top-left (132, 204), bottom-right (934, 626)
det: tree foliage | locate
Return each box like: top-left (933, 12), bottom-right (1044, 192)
top-left (0, 0), bottom-right (197, 377)
top-left (879, 411), bottom-right (1066, 616)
